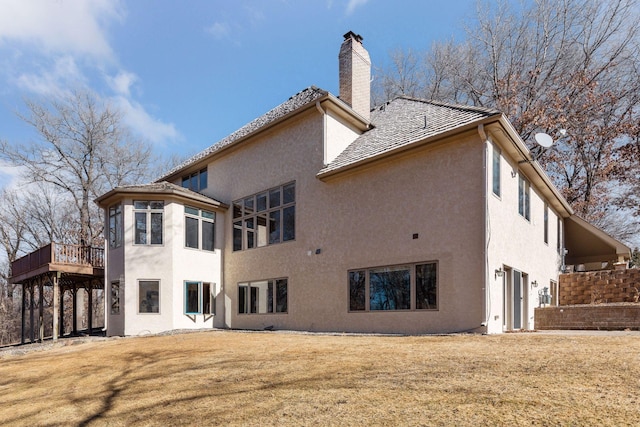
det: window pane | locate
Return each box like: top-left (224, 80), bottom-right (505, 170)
top-left (233, 222), bottom-right (242, 251)
top-left (134, 201), bottom-right (149, 209)
top-left (269, 188), bottom-right (281, 208)
top-left (203, 283), bottom-right (212, 315)
top-left (244, 197), bottom-right (254, 215)
top-left (111, 282), bottom-right (120, 315)
top-left (185, 282), bottom-right (200, 314)
top-left (256, 192), bottom-right (267, 212)
top-left (492, 148), bottom-right (501, 196)
top-left (416, 263), bottom-right (437, 310)
top-left (257, 214), bottom-right (268, 247)
top-left (135, 212), bottom-right (147, 244)
top-left (185, 217), bottom-right (199, 249)
top-left (199, 168), bottom-right (208, 190)
top-left (202, 220), bottom-right (215, 251)
top-left (238, 285), bottom-right (247, 314)
top-left (189, 174), bottom-right (197, 191)
top-left (150, 201), bottom-right (164, 210)
top-left (202, 210), bottom-right (215, 220)
top-left (268, 281), bottom-right (274, 313)
top-left (283, 182), bottom-right (295, 204)
top-left (182, 176), bottom-right (190, 188)
top-left (250, 286), bottom-right (258, 313)
top-left (269, 210), bottom-right (281, 244)
top-left (139, 281), bottom-right (159, 313)
top-left (245, 218), bottom-right (255, 249)
top-left (369, 266), bottom-right (410, 310)
top-left (233, 203), bottom-right (242, 219)
top-left (185, 206), bottom-right (199, 216)
top-left (151, 212), bottom-right (163, 244)
top-left (276, 279), bottom-right (287, 313)
top-left (283, 206), bottom-right (295, 241)
top-left (349, 271), bottom-right (366, 311)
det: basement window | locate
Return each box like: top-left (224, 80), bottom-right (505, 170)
top-left (349, 262), bottom-right (438, 312)
top-left (238, 278), bottom-right (288, 314)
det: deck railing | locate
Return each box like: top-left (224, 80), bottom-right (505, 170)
top-left (10, 243), bottom-right (104, 279)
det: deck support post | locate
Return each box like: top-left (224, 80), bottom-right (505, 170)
top-left (87, 287), bottom-right (93, 334)
top-left (59, 286), bottom-right (65, 337)
top-left (29, 283), bottom-right (34, 343)
top-left (52, 273), bottom-right (59, 341)
top-left (20, 284), bottom-right (25, 345)
top-left (38, 277), bottom-right (44, 342)
top-left (72, 287), bottom-right (78, 335)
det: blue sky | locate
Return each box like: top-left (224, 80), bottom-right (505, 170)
top-left (0, 0), bottom-right (476, 180)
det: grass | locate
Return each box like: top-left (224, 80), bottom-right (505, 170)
top-left (1, 330), bottom-right (639, 426)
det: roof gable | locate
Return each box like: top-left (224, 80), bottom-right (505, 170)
top-left (318, 97), bottom-right (500, 176)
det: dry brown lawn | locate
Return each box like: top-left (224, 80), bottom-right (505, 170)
top-left (1, 330), bottom-right (639, 426)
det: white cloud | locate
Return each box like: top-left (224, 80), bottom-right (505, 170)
top-left (106, 71), bottom-right (138, 97)
top-left (0, 160), bottom-right (25, 191)
top-left (14, 55), bottom-right (84, 97)
top-left (345, 0), bottom-right (370, 15)
top-left (205, 21), bottom-right (231, 40)
top-left (0, 0), bottom-right (124, 60)
top-left (112, 96), bottom-right (180, 145)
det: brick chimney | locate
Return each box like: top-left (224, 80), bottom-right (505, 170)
top-left (339, 31), bottom-right (371, 121)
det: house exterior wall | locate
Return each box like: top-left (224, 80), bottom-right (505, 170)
top-left (485, 139), bottom-right (563, 333)
top-left (190, 109), bottom-right (487, 334)
top-left (104, 197), bottom-right (223, 336)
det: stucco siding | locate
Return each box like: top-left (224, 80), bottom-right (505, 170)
top-left (197, 108), bottom-right (486, 333)
top-left (485, 139), bottom-right (562, 333)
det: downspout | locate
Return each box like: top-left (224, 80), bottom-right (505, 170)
top-left (478, 124), bottom-right (490, 332)
top-left (316, 101), bottom-right (327, 165)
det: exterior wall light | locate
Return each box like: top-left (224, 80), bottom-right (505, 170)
top-left (531, 280), bottom-right (538, 288)
top-left (495, 268), bottom-right (504, 279)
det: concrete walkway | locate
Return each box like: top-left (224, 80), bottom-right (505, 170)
top-left (535, 329), bottom-right (640, 336)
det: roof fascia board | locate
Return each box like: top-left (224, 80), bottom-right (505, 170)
top-left (96, 187), bottom-right (229, 210)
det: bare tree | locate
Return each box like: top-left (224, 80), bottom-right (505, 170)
top-left (374, 0), bottom-right (640, 242)
top-left (0, 89), bottom-right (155, 246)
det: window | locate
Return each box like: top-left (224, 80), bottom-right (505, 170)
top-left (139, 280), bottom-right (159, 313)
top-left (185, 206), bottom-right (216, 251)
top-left (110, 281), bottom-right (120, 315)
top-left (184, 281), bottom-right (214, 315)
top-left (544, 204), bottom-right (549, 244)
top-left (349, 262), bottom-right (438, 311)
top-left (134, 201), bottom-right (164, 245)
top-left (238, 278), bottom-right (287, 314)
top-left (557, 217), bottom-right (563, 254)
top-left (182, 168), bottom-right (208, 192)
top-left (108, 204), bottom-right (123, 248)
top-left (232, 182), bottom-right (295, 251)
top-left (518, 174), bottom-right (530, 220)
top-left (492, 145), bottom-right (501, 197)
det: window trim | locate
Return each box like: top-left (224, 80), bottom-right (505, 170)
top-left (184, 206), bottom-right (216, 252)
top-left (518, 174), bottom-right (530, 221)
top-left (108, 203), bottom-right (123, 248)
top-left (138, 279), bottom-right (160, 314)
top-left (348, 261), bottom-right (438, 312)
top-left (232, 182), bottom-right (295, 252)
top-left (110, 280), bottom-right (120, 315)
top-left (237, 278), bottom-right (288, 315)
top-left (133, 201), bottom-right (164, 246)
top-left (181, 167), bottom-right (208, 192)
top-left (183, 281), bottom-right (215, 315)
top-left (492, 144), bottom-right (501, 198)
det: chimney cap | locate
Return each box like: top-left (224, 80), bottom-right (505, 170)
top-left (343, 31), bottom-right (363, 43)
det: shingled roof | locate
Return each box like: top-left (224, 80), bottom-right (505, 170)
top-left (158, 86), bottom-right (329, 181)
top-left (318, 96), bottom-right (501, 176)
top-left (96, 181), bottom-right (227, 208)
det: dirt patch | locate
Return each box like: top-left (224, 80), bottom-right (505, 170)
top-left (1, 330), bottom-right (638, 426)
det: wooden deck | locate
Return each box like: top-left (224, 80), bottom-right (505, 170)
top-left (10, 243), bottom-right (104, 284)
